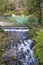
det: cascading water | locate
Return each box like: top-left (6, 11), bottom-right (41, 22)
top-left (17, 39), bottom-right (36, 65)
top-left (2, 27), bottom-right (36, 65)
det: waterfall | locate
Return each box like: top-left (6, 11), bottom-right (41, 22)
top-left (2, 27), bottom-right (36, 65)
top-left (17, 39), bottom-right (36, 65)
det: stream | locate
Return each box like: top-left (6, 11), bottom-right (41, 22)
top-left (3, 27), bottom-right (36, 65)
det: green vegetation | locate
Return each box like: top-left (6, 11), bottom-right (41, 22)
top-left (0, 16), bottom-right (28, 26)
top-left (0, 26), bottom-right (4, 32)
top-left (29, 27), bottom-right (43, 65)
top-left (5, 16), bottom-right (27, 23)
top-left (0, 0), bottom-right (43, 65)
top-left (33, 27), bottom-right (43, 65)
top-left (27, 26), bottom-right (43, 65)
top-left (0, 32), bottom-right (8, 65)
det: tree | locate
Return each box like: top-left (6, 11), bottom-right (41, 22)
top-left (26, 0), bottom-right (42, 24)
top-left (0, 0), bottom-right (9, 14)
top-left (33, 0), bottom-right (42, 24)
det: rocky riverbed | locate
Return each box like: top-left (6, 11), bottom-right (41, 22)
top-left (2, 28), bottom-right (36, 65)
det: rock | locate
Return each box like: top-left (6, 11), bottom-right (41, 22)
top-left (2, 48), bottom-right (16, 62)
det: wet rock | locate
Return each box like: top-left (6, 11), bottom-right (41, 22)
top-left (2, 48), bottom-right (16, 62)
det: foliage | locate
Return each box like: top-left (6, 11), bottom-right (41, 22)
top-left (0, 32), bottom-right (9, 65)
top-left (26, 0), bottom-right (34, 15)
top-left (33, 27), bottom-right (43, 65)
top-left (27, 26), bottom-right (43, 65)
top-left (0, 26), bottom-right (4, 32)
top-left (24, 15), bottom-right (39, 27)
top-left (5, 11), bottom-right (14, 15)
top-left (26, 0), bottom-right (43, 25)
top-left (0, 0), bottom-right (8, 14)
top-left (0, 0), bottom-right (43, 65)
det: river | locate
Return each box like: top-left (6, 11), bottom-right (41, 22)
top-left (2, 27), bottom-right (36, 65)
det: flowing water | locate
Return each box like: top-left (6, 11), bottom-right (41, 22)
top-left (3, 27), bottom-right (36, 65)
